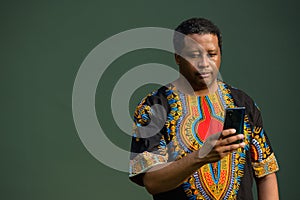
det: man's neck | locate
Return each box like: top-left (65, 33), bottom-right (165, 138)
top-left (172, 78), bottom-right (219, 96)
top-left (193, 82), bottom-right (218, 96)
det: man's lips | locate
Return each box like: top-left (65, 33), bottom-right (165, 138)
top-left (196, 72), bottom-right (211, 78)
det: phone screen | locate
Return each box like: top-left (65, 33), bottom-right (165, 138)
top-left (223, 107), bottom-right (245, 143)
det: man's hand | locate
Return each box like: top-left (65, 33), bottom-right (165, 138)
top-left (198, 129), bottom-right (245, 163)
top-left (142, 129), bottom-right (245, 195)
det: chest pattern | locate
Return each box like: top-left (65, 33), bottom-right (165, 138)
top-left (165, 83), bottom-right (252, 200)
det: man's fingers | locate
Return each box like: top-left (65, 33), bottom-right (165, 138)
top-left (221, 128), bottom-right (236, 137)
top-left (222, 142), bottom-right (246, 152)
top-left (219, 133), bottom-right (244, 146)
top-left (200, 130), bottom-right (245, 160)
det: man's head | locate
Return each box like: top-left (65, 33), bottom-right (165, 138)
top-left (173, 17), bottom-right (222, 54)
top-left (173, 18), bottom-right (222, 94)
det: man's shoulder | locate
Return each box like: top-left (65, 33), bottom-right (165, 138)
top-left (223, 82), bottom-right (255, 106)
top-left (133, 85), bottom-right (174, 127)
top-left (223, 82), bottom-right (261, 124)
top-left (134, 84), bottom-right (175, 114)
top-left (138, 84), bottom-right (174, 103)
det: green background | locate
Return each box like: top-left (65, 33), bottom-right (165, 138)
top-left (2, 0), bottom-right (299, 199)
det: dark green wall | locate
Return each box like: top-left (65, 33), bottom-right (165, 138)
top-left (2, 1), bottom-right (299, 199)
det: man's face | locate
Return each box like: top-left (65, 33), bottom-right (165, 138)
top-left (175, 33), bottom-right (221, 92)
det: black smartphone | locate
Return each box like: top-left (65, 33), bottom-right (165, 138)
top-left (223, 107), bottom-right (245, 144)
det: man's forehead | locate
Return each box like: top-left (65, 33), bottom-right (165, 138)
top-left (184, 33), bottom-right (217, 43)
top-left (182, 33), bottom-right (219, 50)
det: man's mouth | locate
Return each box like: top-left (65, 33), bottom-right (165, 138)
top-left (197, 72), bottom-right (211, 78)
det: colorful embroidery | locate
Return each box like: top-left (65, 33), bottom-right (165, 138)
top-left (251, 126), bottom-right (279, 177)
top-left (133, 92), bottom-right (154, 128)
top-left (252, 153), bottom-right (278, 178)
top-left (165, 88), bottom-right (182, 141)
top-left (173, 82), bottom-right (251, 199)
top-left (129, 151), bottom-right (168, 177)
top-left (251, 127), bottom-right (272, 161)
top-left (129, 81), bottom-right (279, 199)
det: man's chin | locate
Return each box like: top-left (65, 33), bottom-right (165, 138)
top-left (197, 78), bottom-right (211, 87)
top-left (194, 78), bottom-right (217, 90)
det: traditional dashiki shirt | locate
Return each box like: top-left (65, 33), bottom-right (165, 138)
top-left (129, 81), bottom-right (279, 200)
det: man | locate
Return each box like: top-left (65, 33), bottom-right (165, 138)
top-left (129, 17), bottom-right (279, 200)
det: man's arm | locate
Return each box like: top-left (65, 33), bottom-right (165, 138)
top-left (256, 173), bottom-right (279, 200)
top-left (142, 129), bottom-right (245, 195)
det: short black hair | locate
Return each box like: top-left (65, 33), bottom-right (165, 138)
top-left (173, 17), bottom-right (222, 54)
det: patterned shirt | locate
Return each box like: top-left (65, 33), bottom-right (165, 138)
top-left (129, 81), bottom-right (279, 200)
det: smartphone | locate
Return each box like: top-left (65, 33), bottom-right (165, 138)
top-left (223, 107), bottom-right (245, 144)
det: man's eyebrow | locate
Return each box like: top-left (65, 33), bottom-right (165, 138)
top-left (207, 49), bottom-right (218, 53)
top-left (184, 48), bottom-right (205, 52)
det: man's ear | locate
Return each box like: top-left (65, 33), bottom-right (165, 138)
top-left (175, 54), bottom-right (181, 65)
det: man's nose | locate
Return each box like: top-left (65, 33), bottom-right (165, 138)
top-left (197, 54), bottom-right (210, 68)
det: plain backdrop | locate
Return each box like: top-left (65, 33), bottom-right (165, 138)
top-left (1, 1), bottom-right (300, 199)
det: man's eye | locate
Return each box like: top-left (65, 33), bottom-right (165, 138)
top-left (208, 53), bottom-right (217, 57)
top-left (188, 54), bottom-right (201, 58)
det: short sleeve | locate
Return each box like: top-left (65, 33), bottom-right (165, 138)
top-left (250, 104), bottom-right (279, 178)
top-left (129, 90), bottom-right (170, 184)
